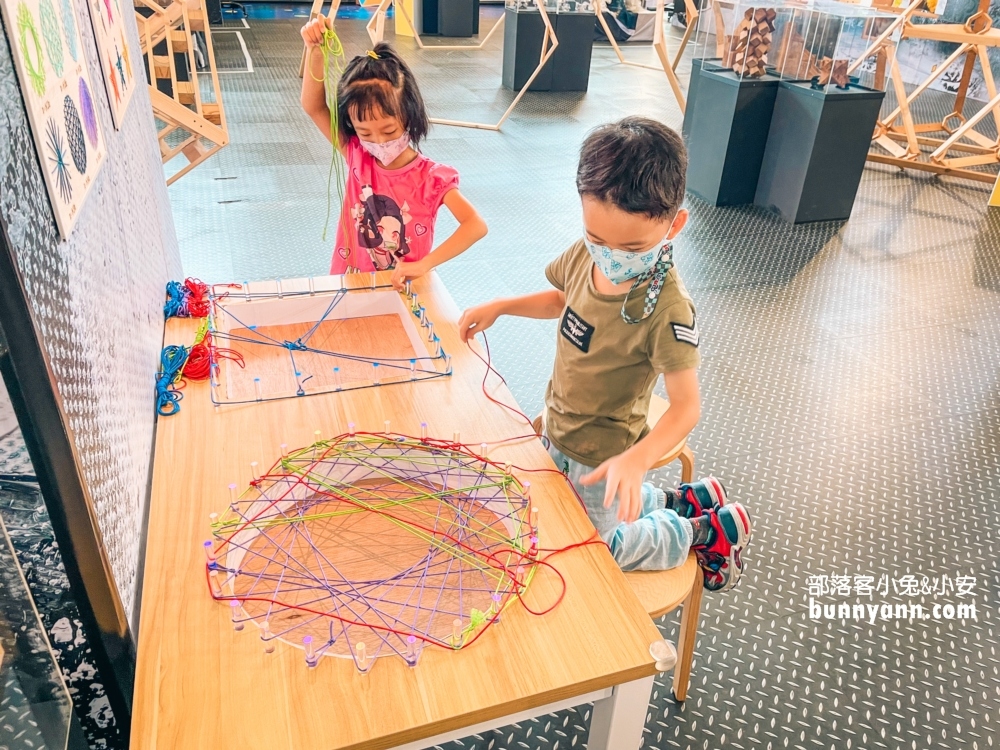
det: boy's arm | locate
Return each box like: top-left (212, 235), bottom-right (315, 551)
top-left (458, 290), bottom-right (566, 343)
top-left (581, 368), bottom-right (701, 523)
top-left (391, 190), bottom-right (487, 289)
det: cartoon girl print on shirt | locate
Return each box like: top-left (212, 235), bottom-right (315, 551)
top-left (351, 185), bottom-right (412, 270)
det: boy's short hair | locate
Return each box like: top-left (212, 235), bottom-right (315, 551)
top-left (576, 117), bottom-right (687, 220)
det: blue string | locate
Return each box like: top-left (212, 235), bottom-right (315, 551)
top-left (164, 280), bottom-right (190, 318)
top-left (156, 345), bottom-right (189, 416)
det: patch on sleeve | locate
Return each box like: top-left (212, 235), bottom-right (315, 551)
top-left (671, 314), bottom-right (700, 347)
top-left (560, 306), bottom-right (595, 353)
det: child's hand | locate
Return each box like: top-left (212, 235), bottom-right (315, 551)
top-left (391, 258), bottom-right (430, 291)
top-left (458, 302), bottom-right (501, 343)
top-left (581, 449), bottom-right (648, 524)
top-left (300, 15), bottom-right (331, 47)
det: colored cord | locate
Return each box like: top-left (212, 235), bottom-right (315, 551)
top-left (155, 345), bottom-right (189, 416)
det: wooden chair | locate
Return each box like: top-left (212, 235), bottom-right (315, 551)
top-left (533, 394), bottom-right (703, 701)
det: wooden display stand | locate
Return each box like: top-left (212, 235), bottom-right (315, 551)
top-left (860, 0), bottom-right (1000, 185)
top-left (596, 0), bottom-right (695, 113)
top-left (134, 0), bottom-right (229, 185)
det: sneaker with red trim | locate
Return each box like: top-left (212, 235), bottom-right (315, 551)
top-left (693, 503), bottom-right (752, 592)
top-left (664, 476), bottom-right (728, 518)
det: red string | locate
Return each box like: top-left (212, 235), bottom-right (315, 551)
top-left (183, 333), bottom-right (245, 380)
top-left (183, 278), bottom-right (211, 318)
top-left (205, 431), bottom-right (610, 649)
top-left (466, 332), bottom-right (537, 428)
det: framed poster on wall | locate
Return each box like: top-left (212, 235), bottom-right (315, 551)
top-left (0, 0), bottom-right (107, 238)
top-left (83, 0), bottom-right (135, 128)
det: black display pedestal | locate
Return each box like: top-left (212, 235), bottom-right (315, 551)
top-left (205, 0), bottom-right (222, 25)
top-left (682, 65), bottom-right (780, 207)
top-left (422, 0), bottom-right (480, 36)
top-left (502, 10), bottom-right (595, 92)
top-left (755, 81), bottom-right (885, 223)
top-left (681, 58), bottom-right (725, 141)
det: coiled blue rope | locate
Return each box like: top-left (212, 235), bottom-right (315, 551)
top-left (164, 280), bottom-right (191, 318)
top-left (156, 345), bottom-right (189, 416)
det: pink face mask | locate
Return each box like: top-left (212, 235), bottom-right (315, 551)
top-left (358, 132), bottom-right (411, 165)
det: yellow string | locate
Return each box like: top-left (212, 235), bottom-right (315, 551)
top-left (311, 26), bottom-right (347, 242)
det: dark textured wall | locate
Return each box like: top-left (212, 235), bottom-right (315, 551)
top-left (0, 1), bottom-right (182, 632)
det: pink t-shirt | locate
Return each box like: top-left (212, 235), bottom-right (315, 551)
top-left (331, 137), bottom-right (460, 274)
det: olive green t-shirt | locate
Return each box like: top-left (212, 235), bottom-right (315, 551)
top-left (544, 240), bottom-right (701, 467)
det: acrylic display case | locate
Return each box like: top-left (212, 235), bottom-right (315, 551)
top-left (688, 0), bottom-right (893, 85)
top-left (688, 0), bottom-right (799, 76)
top-left (754, 3), bottom-right (891, 222)
top-left (0, 514), bottom-right (74, 750)
top-left (769, 1), bottom-right (893, 92)
top-left (682, 0), bottom-right (794, 206)
top-left (502, 0), bottom-right (597, 92)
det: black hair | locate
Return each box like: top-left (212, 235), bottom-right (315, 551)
top-left (336, 42), bottom-right (429, 146)
top-left (576, 117), bottom-right (688, 220)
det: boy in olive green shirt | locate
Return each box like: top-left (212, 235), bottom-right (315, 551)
top-left (459, 117), bottom-right (752, 591)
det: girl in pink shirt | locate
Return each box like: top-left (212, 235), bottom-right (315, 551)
top-left (300, 31), bottom-right (487, 284)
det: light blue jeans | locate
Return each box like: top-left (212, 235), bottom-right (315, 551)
top-left (547, 440), bottom-right (693, 571)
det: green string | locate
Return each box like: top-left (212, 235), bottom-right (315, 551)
top-left (313, 27), bottom-right (347, 242)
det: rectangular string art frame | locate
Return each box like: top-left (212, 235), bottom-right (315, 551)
top-left (206, 275), bottom-right (452, 406)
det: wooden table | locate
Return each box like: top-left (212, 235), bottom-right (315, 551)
top-left (133, 271), bottom-right (662, 750)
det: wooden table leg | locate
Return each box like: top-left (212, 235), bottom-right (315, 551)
top-left (588, 675), bottom-right (654, 750)
top-left (672, 579), bottom-right (703, 702)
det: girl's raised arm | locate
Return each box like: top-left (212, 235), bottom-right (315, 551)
top-left (300, 16), bottom-right (346, 154)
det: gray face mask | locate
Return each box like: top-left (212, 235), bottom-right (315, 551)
top-left (358, 132), bottom-right (410, 165)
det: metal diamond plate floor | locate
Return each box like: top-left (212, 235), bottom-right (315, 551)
top-left (162, 5), bottom-right (1000, 750)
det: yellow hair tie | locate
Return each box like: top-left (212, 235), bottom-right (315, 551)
top-left (366, 50), bottom-right (379, 60)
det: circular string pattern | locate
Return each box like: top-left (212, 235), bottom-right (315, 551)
top-left (78, 77), bottom-right (99, 147)
top-left (64, 94), bottom-right (87, 174)
top-left (209, 433), bottom-right (539, 667)
top-left (45, 118), bottom-right (72, 203)
top-left (60, 0), bottom-right (77, 61)
top-left (17, 3), bottom-right (46, 97)
top-left (39, 0), bottom-right (64, 77)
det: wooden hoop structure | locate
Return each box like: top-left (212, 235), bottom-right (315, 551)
top-left (134, 0), bottom-right (229, 185)
top-left (595, 0), bottom-right (696, 113)
top-left (365, 0), bottom-right (559, 130)
top-left (298, 0), bottom-right (545, 131)
top-left (861, 0), bottom-right (1000, 184)
top-left (367, 0), bottom-right (507, 50)
top-left (299, 0), bottom-right (505, 77)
